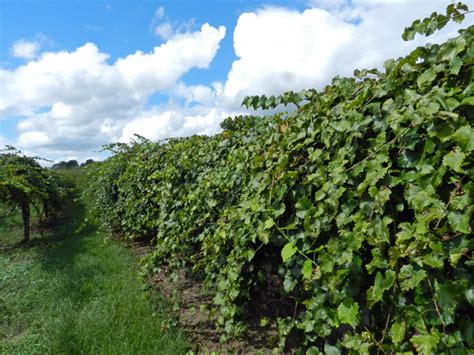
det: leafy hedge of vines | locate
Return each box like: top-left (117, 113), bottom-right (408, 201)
top-left (0, 147), bottom-right (75, 241)
top-left (89, 14), bottom-right (473, 353)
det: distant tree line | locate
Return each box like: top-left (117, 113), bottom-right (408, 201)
top-left (51, 159), bottom-right (96, 170)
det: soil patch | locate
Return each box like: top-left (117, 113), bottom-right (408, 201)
top-left (127, 240), bottom-right (297, 354)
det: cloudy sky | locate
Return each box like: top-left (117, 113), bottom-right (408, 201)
top-left (0, 0), bottom-right (472, 163)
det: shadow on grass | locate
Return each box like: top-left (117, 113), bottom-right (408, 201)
top-left (1, 200), bottom-right (103, 352)
top-left (31, 202), bottom-right (109, 353)
top-left (0, 199), bottom-right (94, 252)
top-left (0, 201), bottom-right (99, 303)
top-left (36, 200), bottom-right (106, 298)
top-left (2, 201), bottom-right (189, 354)
top-left (0, 213), bottom-right (25, 252)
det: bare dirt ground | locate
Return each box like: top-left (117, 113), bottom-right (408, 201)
top-left (128, 240), bottom-right (297, 354)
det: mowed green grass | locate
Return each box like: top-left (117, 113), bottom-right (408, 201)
top-left (0, 205), bottom-right (188, 354)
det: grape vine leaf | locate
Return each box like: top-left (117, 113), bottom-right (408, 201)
top-left (281, 242), bottom-right (297, 262)
top-left (337, 299), bottom-right (359, 327)
top-left (367, 270), bottom-right (396, 307)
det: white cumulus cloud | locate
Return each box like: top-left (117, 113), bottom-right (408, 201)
top-left (119, 106), bottom-right (229, 143)
top-left (171, 82), bottom-right (217, 106)
top-left (17, 131), bottom-right (52, 148)
top-left (0, 24), bottom-right (226, 161)
top-left (220, 1), bottom-right (473, 109)
top-left (1, 1), bottom-right (472, 163)
top-left (10, 40), bottom-right (41, 60)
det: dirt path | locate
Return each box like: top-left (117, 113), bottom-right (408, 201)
top-left (129, 240), bottom-right (299, 354)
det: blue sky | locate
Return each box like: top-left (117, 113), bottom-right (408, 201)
top-left (1, 1), bottom-right (308, 84)
top-left (0, 0), bottom-right (472, 162)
